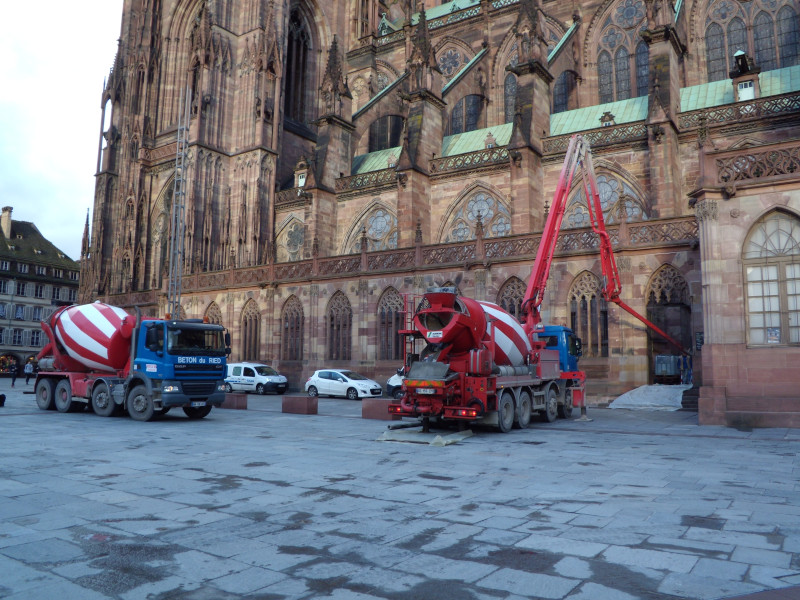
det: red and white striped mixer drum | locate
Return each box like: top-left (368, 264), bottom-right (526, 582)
top-left (477, 301), bottom-right (532, 367)
top-left (51, 303), bottom-right (134, 372)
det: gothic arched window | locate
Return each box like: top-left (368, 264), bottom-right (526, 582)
top-left (281, 296), bottom-right (304, 361)
top-left (326, 292), bottom-right (352, 361)
top-left (646, 265), bottom-right (691, 357)
top-left (553, 71), bottom-right (578, 114)
top-left (564, 172), bottom-right (648, 229)
top-left (754, 12), bottom-right (777, 72)
top-left (635, 42), bottom-right (649, 97)
top-left (377, 288), bottom-right (404, 361)
top-left (595, 0), bottom-right (648, 104)
top-left (703, 0), bottom-right (799, 82)
top-left (284, 6), bottom-right (311, 123)
top-left (450, 95), bottom-right (483, 135)
top-left (368, 115), bottom-right (404, 152)
top-left (442, 190), bottom-right (512, 242)
top-left (569, 272), bottom-right (608, 358)
top-left (598, 51), bottom-right (613, 104)
top-left (497, 277), bottom-right (526, 322)
top-left (205, 302), bottom-right (223, 325)
top-left (240, 300), bottom-right (261, 361)
top-left (614, 47), bottom-right (631, 101)
top-left (778, 6), bottom-right (800, 67)
top-left (504, 73), bottom-right (517, 123)
top-left (742, 211), bottom-right (800, 346)
top-left (348, 206), bottom-right (398, 254)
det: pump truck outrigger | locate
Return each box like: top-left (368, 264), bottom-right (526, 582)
top-left (388, 134), bottom-right (688, 432)
top-left (34, 302), bottom-right (231, 421)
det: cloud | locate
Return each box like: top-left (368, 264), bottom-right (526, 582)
top-left (0, 1), bottom-right (123, 261)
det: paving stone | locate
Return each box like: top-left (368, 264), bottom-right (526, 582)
top-left (730, 546), bottom-right (793, 569)
top-left (565, 581), bottom-right (641, 600)
top-left (394, 553), bottom-right (498, 583)
top-left (553, 556), bottom-right (592, 579)
top-left (657, 572), bottom-right (765, 599)
top-left (210, 565), bottom-right (287, 594)
top-left (476, 567), bottom-right (579, 598)
top-left (516, 532), bottom-right (608, 558)
top-left (601, 545), bottom-right (699, 573)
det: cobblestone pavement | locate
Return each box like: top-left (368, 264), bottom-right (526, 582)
top-left (1, 379), bottom-right (799, 600)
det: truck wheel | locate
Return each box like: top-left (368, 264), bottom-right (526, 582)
top-left (558, 389), bottom-right (574, 418)
top-left (127, 385), bottom-right (155, 422)
top-left (256, 383), bottom-right (266, 395)
top-left (515, 390), bottom-right (532, 429)
top-left (54, 380), bottom-right (75, 413)
top-left (497, 393), bottom-right (515, 433)
top-left (183, 405), bottom-right (212, 419)
top-left (346, 387), bottom-right (359, 401)
top-left (541, 387), bottom-right (558, 423)
top-left (224, 383), bottom-right (233, 394)
top-left (35, 379), bottom-right (55, 411)
top-left (92, 383), bottom-right (117, 417)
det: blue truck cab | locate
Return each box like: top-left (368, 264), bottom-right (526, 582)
top-left (107, 318), bottom-right (230, 420)
top-left (540, 325), bottom-right (583, 373)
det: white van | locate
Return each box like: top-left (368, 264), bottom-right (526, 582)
top-left (225, 362), bottom-right (288, 395)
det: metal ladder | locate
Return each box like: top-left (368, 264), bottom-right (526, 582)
top-left (166, 87), bottom-right (190, 319)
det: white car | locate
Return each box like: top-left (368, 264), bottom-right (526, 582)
top-left (305, 369), bottom-right (383, 400)
top-left (225, 362), bottom-right (288, 395)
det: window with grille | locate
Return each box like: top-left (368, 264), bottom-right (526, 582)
top-left (240, 300), bottom-right (261, 361)
top-left (31, 330), bottom-right (41, 347)
top-left (743, 211), bottom-right (800, 345)
top-left (569, 272), bottom-right (609, 357)
top-left (553, 71), bottom-right (578, 115)
top-left (368, 115), bottom-right (404, 152)
top-left (15, 282), bottom-right (25, 296)
top-left (378, 288), bottom-right (404, 361)
top-left (52, 287), bottom-right (61, 300)
top-left (504, 73), bottom-right (517, 123)
top-left (704, 1), bottom-right (799, 82)
top-left (497, 277), bottom-right (526, 322)
top-left (281, 296), bottom-right (304, 361)
top-left (449, 95), bottom-right (483, 135)
top-left (12, 329), bottom-right (22, 345)
top-left (595, 1), bottom-right (648, 104)
top-left (284, 7), bottom-right (311, 124)
top-left (326, 292), bottom-right (352, 361)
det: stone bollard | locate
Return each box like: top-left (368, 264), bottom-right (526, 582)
top-left (282, 395), bottom-right (318, 415)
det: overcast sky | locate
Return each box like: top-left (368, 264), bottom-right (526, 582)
top-left (0, 1), bottom-right (124, 262)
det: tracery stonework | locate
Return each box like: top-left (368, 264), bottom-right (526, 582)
top-left (87, 0), bottom-right (800, 423)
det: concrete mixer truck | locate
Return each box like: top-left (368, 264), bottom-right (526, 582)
top-left (388, 135), bottom-right (600, 432)
top-left (34, 302), bottom-right (230, 421)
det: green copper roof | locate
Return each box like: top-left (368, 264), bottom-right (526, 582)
top-left (547, 20), bottom-right (580, 64)
top-left (352, 146), bottom-right (402, 174)
top-left (353, 73), bottom-right (408, 121)
top-left (411, 0), bottom-right (480, 25)
top-left (441, 123), bottom-right (513, 157)
top-left (760, 63), bottom-right (800, 96)
top-left (442, 47), bottom-right (488, 96)
top-left (680, 64), bottom-right (800, 111)
top-left (679, 79), bottom-right (734, 111)
top-left (550, 96), bottom-right (649, 136)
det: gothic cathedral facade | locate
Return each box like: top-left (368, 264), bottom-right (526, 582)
top-left (82, 0), bottom-right (800, 426)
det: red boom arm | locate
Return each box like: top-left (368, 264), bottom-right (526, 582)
top-left (523, 134), bottom-right (687, 355)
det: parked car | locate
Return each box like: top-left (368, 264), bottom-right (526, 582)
top-left (225, 362), bottom-right (288, 395)
top-left (386, 367), bottom-right (405, 399)
top-left (305, 369), bottom-right (382, 400)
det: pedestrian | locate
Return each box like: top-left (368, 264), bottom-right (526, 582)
top-left (10, 366), bottom-right (17, 388)
top-left (24, 362), bottom-right (33, 384)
